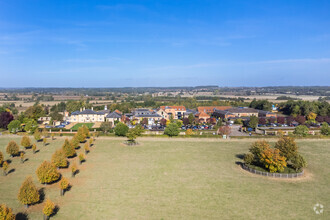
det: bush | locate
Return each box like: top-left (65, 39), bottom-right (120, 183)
top-left (294, 125), bottom-right (309, 137)
top-left (36, 161), bottom-right (60, 184)
top-left (164, 123), bottom-right (180, 137)
top-left (17, 176), bottom-right (40, 207)
top-left (321, 122), bottom-right (330, 136)
top-left (43, 199), bottom-right (55, 217)
top-left (275, 136), bottom-right (298, 161)
top-left (33, 130), bottom-right (42, 142)
top-left (243, 153), bottom-right (254, 165)
top-left (260, 148), bottom-right (287, 173)
top-left (185, 129), bottom-right (194, 136)
top-left (2, 161), bottom-right (9, 176)
top-left (291, 154), bottom-right (307, 171)
top-left (32, 144), bottom-right (37, 154)
top-left (114, 122), bottom-right (129, 136)
top-left (6, 141), bottom-right (19, 156)
top-left (62, 139), bottom-right (76, 158)
top-left (51, 149), bottom-right (68, 168)
top-left (71, 162), bottom-right (78, 177)
top-left (84, 143), bottom-right (90, 153)
top-left (0, 204), bottom-right (15, 219)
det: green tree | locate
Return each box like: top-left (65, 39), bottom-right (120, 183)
top-left (82, 125), bottom-right (90, 138)
top-left (291, 154), bottom-right (307, 171)
top-left (21, 136), bottom-right (31, 149)
top-left (249, 116), bottom-right (259, 131)
top-left (275, 136), bottom-right (298, 161)
top-left (70, 135), bottom-right (80, 149)
top-left (188, 113), bottom-right (195, 124)
top-left (36, 161), bottom-right (60, 184)
top-left (243, 153), bottom-right (254, 165)
top-left (6, 141), bottom-right (19, 156)
top-left (7, 120), bottom-right (21, 133)
top-left (249, 140), bottom-right (270, 163)
top-left (51, 149), bottom-right (68, 168)
top-left (114, 122), bottom-right (129, 136)
top-left (320, 122), bottom-right (330, 136)
top-left (164, 123), bottom-right (180, 137)
top-left (0, 204), bottom-right (15, 220)
top-left (76, 127), bottom-right (86, 143)
top-left (33, 129), bottom-right (42, 142)
top-left (17, 176), bottom-right (40, 208)
top-left (294, 125), bottom-right (309, 137)
top-left (100, 121), bottom-right (112, 133)
top-left (62, 139), bottom-right (76, 158)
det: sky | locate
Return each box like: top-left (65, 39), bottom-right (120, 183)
top-left (0, 0), bottom-right (330, 87)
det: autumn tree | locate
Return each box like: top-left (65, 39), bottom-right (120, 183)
top-left (185, 129), bottom-right (194, 136)
top-left (249, 140), bottom-right (271, 163)
top-left (0, 111), bottom-right (14, 129)
top-left (275, 136), bottom-right (298, 161)
top-left (34, 129), bottom-right (42, 142)
top-left (84, 143), bottom-right (90, 154)
top-left (79, 153), bottom-right (85, 164)
top-left (71, 162), bottom-right (78, 177)
top-left (70, 136), bottom-right (80, 149)
top-left (0, 204), bottom-right (15, 219)
top-left (260, 148), bottom-right (287, 173)
top-left (62, 139), bottom-right (76, 158)
top-left (42, 128), bottom-right (48, 138)
top-left (51, 149), bottom-right (68, 168)
top-left (21, 136), bottom-right (31, 149)
top-left (0, 151), bottom-right (3, 166)
top-left (59, 177), bottom-right (70, 196)
top-left (295, 115), bottom-right (306, 125)
top-left (17, 176), bottom-right (40, 208)
top-left (82, 125), bottom-right (90, 138)
top-left (76, 127), bottom-right (86, 143)
top-left (20, 152), bottom-right (25, 164)
top-left (277, 116), bottom-right (285, 124)
top-left (32, 144), bottom-right (37, 154)
top-left (43, 199), bottom-right (55, 220)
top-left (36, 161), bottom-right (60, 184)
top-left (217, 126), bottom-right (231, 136)
top-left (51, 133), bottom-right (55, 140)
top-left (258, 117), bottom-right (266, 125)
top-left (2, 161), bottom-right (8, 176)
top-left (6, 141), bottom-right (19, 156)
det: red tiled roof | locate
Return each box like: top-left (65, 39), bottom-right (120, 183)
top-left (160, 106), bottom-right (186, 111)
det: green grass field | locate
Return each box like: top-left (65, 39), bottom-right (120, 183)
top-left (70, 123), bottom-right (94, 131)
top-left (0, 136), bottom-right (329, 219)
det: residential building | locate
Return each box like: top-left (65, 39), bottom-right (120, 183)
top-left (131, 108), bottom-right (162, 125)
top-left (197, 106), bottom-right (231, 114)
top-left (159, 106), bottom-right (186, 119)
top-left (212, 107), bottom-right (259, 119)
top-left (257, 110), bottom-right (277, 118)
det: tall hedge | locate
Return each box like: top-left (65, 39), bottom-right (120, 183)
top-left (17, 176), bottom-right (40, 207)
top-left (36, 161), bottom-right (60, 184)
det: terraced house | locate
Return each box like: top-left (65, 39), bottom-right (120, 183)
top-left (68, 106), bottom-right (110, 123)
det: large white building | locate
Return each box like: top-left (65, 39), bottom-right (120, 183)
top-left (68, 106), bottom-right (110, 123)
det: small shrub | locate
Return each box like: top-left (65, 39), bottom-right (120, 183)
top-left (20, 152), bottom-right (25, 163)
top-left (71, 162), bottom-right (78, 177)
top-left (36, 161), bottom-right (60, 184)
top-left (6, 141), bottom-right (19, 156)
top-left (43, 199), bottom-right (55, 218)
top-left (21, 136), bottom-right (31, 149)
top-left (0, 151), bottom-right (3, 166)
top-left (51, 133), bottom-right (55, 140)
top-left (0, 204), bottom-right (15, 220)
top-left (84, 143), bottom-right (90, 154)
top-left (185, 129), bottom-right (194, 136)
top-left (17, 176), bottom-right (40, 207)
top-left (243, 153), bottom-right (254, 165)
top-left (43, 138), bottom-right (47, 146)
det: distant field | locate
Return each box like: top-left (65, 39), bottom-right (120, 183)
top-left (71, 123), bottom-right (94, 130)
top-left (0, 136), bottom-right (329, 219)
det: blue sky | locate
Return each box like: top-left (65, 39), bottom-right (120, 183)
top-left (0, 0), bottom-right (330, 87)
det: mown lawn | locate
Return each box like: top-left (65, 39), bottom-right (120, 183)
top-left (71, 123), bottom-right (94, 131)
top-left (0, 136), bottom-right (329, 219)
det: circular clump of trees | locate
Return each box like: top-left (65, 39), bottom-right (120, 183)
top-left (243, 137), bottom-right (307, 173)
top-left (36, 161), bottom-right (61, 184)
